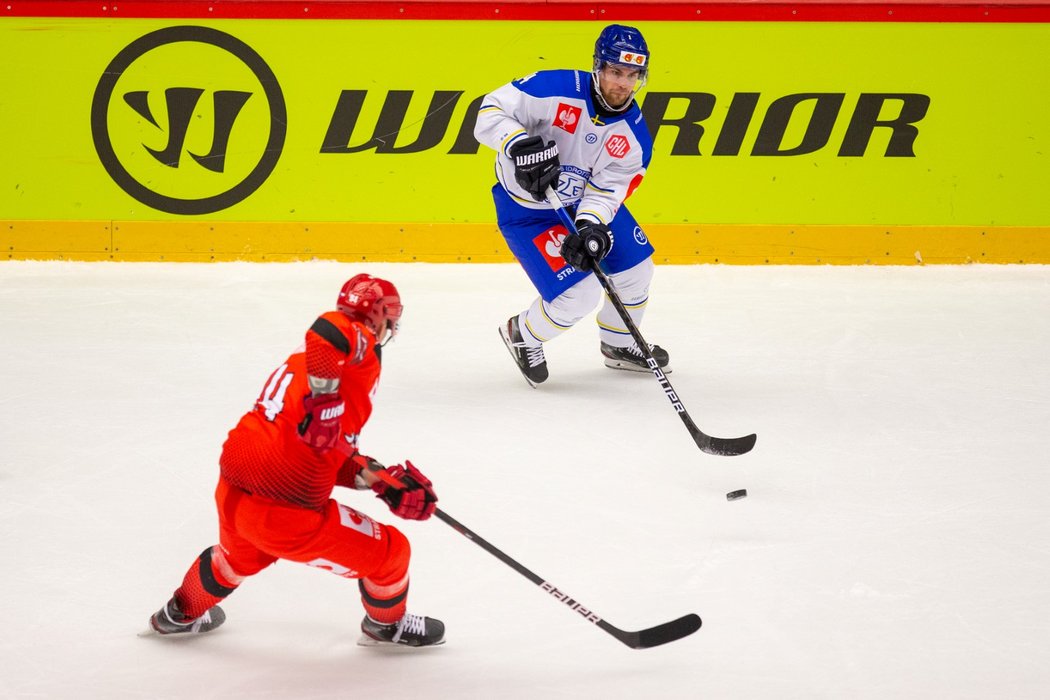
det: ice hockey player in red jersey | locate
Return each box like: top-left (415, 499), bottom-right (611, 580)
top-left (147, 274), bottom-right (445, 647)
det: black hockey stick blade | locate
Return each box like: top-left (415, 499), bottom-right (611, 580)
top-left (693, 428), bottom-right (758, 457)
top-left (600, 613), bottom-right (702, 649)
top-left (675, 386), bottom-right (756, 456)
top-left (544, 186), bottom-right (757, 458)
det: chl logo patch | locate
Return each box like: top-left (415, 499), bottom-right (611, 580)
top-left (533, 225), bottom-right (569, 271)
top-left (553, 103), bottom-right (581, 134)
top-left (604, 134), bottom-right (631, 159)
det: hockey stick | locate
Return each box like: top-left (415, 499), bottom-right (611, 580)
top-left (545, 186), bottom-right (757, 457)
top-left (367, 465), bottom-right (702, 649)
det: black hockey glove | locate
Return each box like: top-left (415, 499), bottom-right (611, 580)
top-left (561, 220), bottom-right (613, 271)
top-left (508, 135), bottom-right (560, 202)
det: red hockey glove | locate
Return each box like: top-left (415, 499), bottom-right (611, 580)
top-left (297, 392), bottom-right (344, 450)
top-left (372, 461), bottom-right (438, 521)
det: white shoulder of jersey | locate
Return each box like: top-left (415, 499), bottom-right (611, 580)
top-left (475, 69), bottom-right (652, 219)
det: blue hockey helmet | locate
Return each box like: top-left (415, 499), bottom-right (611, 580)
top-left (591, 24), bottom-right (649, 111)
top-left (592, 24), bottom-right (650, 76)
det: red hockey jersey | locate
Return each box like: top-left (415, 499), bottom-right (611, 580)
top-left (219, 311), bottom-right (382, 511)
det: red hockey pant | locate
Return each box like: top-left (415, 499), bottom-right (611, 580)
top-left (174, 477), bottom-right (411, 624)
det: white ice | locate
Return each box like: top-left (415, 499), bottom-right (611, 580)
top-left (2, 261), bottom-right (1049, 699)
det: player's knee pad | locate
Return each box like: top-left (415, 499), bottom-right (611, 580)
top-left (547, 277), bottom-right (602, 324)
top-left (368, 524), bottom-right (411, 585)
top-left (607, 258), bottom-right (654, 304)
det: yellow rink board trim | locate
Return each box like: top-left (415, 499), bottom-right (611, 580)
top-left (5, 220), bottom-right (1048, 264)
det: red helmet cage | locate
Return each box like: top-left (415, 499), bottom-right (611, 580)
top-left (336, 274), bottom-right (403, 339)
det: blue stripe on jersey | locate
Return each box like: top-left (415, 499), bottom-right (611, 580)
top-left (586, 181), bottom-right (616, 195)
top-left (511, 69), bottom-right (587, 99)
top-left (624, 110), bottom-right (654, 170)
top-left (502, 130), bottom-right (528, 155)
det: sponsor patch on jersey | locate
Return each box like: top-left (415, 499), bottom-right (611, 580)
top-left (619, 51), bottom-right (647, 66)
top-left (553, 103), bottom-right (582, 134)
top-left (534, 225), bottom-right (569, 272)
top-left (604, 134), bottom-right (631, 159)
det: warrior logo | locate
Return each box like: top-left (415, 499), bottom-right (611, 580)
top-left (91, 26), bottom-right (286, 215)
top-left (319, 404), bottom-right (345, 421)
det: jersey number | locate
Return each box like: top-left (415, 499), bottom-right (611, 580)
top-left (258, 363), bottom-right (294, 421)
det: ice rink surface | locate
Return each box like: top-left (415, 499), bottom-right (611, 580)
top-left (2, 260), bottom-right (1049, 699)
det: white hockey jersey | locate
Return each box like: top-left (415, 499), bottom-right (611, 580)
top-left (474, 69), bottom-right (653, 226)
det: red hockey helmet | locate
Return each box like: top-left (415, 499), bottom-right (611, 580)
top-left (336, 274), bottom-right (403, 343)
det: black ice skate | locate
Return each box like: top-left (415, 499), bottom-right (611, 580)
top-left (600, 341), bottom-right (672, 374)
top-left (359, 613), bottom-right (446, 647)
top-left (498, 315), bottom-right (548, 387)
top-left (147, 597), bottom-right (226, 636)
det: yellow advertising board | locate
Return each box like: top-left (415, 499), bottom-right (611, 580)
top-left (1, 18), bottom-right (1048, 262)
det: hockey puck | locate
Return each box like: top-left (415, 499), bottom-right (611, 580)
top-left (726, 489), bottom-right (748, 501)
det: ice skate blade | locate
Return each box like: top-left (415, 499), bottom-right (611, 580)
top-left (138, 625), bottom-right (215, 639)
top-left (357, 633), bottom-right (446, 649)
top-left (498, 325), bottom-right (540, 389)
top-left (137, 625), bottom-right (198, 639)
top-left (604, 359), bottom-right (673, 374)
top-left (138, 620), bottom-right (224, 638)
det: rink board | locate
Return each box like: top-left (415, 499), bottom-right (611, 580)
top-left (1, 6), bottom-right (1048, 262)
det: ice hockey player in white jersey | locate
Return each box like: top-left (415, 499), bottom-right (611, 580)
top-left (475, 24), bottom-right (671, 387)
